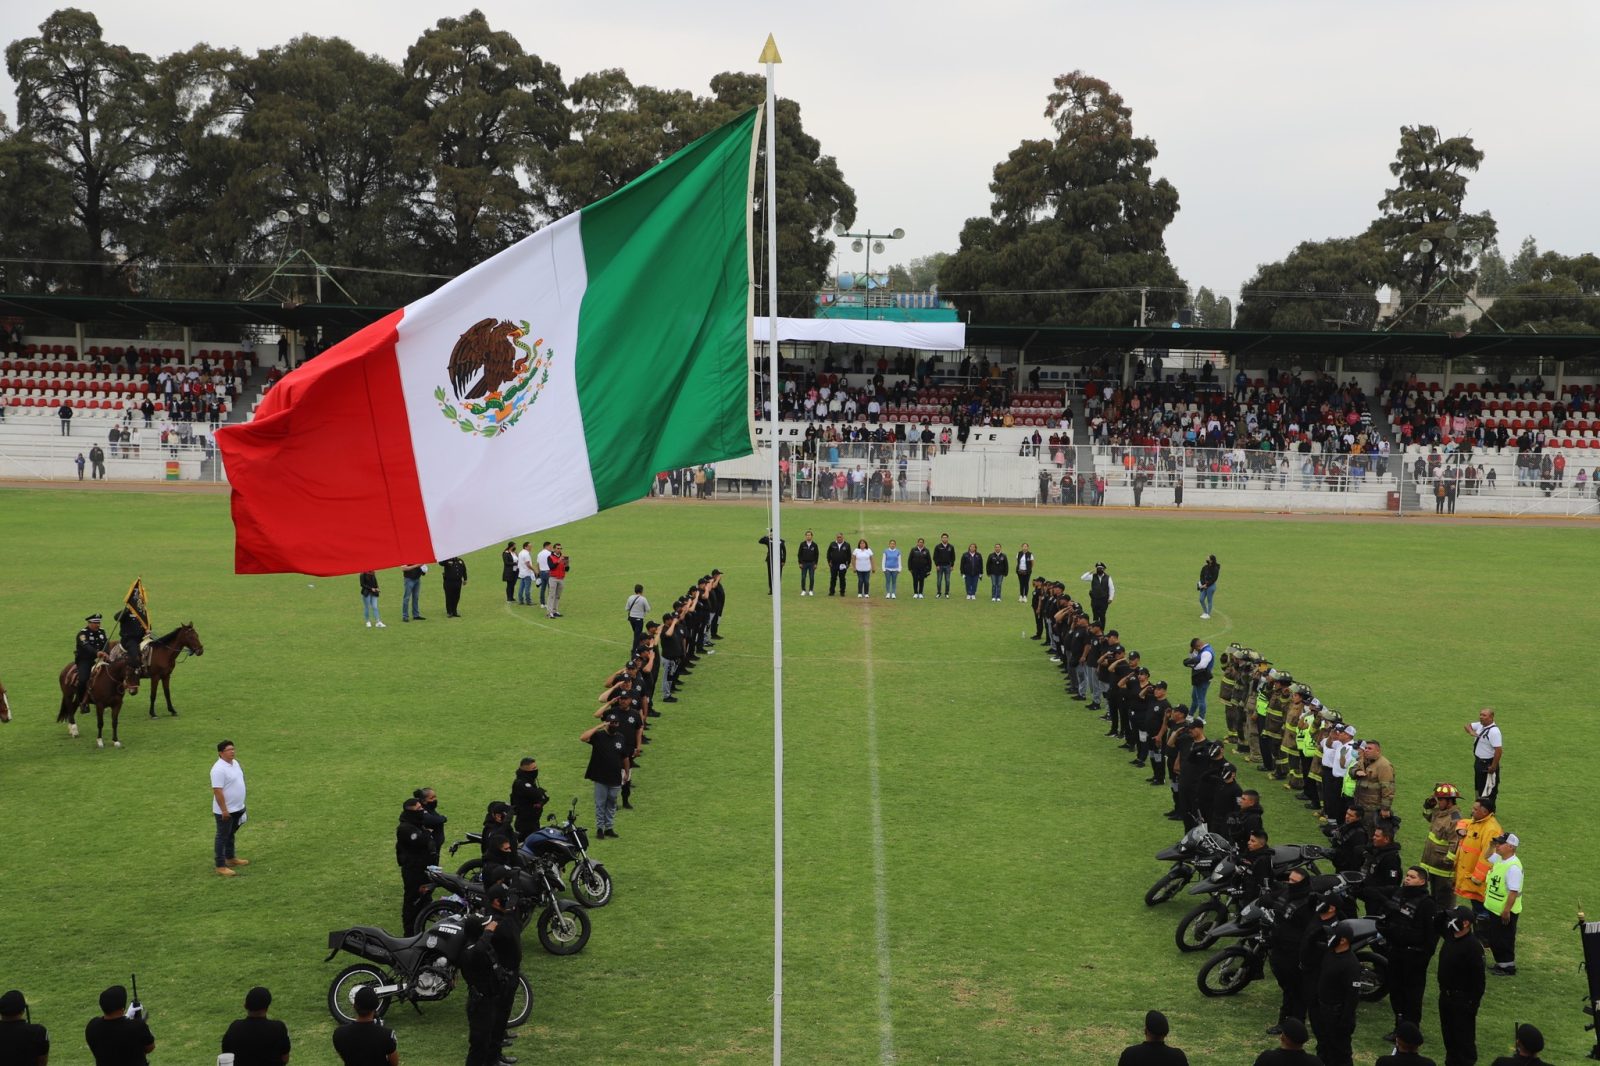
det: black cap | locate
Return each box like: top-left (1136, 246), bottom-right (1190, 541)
top-left (99, 985), bottom-right (128, 1013)
top-left (1449, 905), bottom-right (1474, 924)
top-left (1394, 1019), bottom-right (1424, 1047)
top-left (487, 801), bottom-right (512, 816)
top-left (1516, 1024), bottom-right (1544, 1054)
top-left (86, 613), bottom-right (103, 622)
top-left (0, 990), bottom-right (25, 1015)
top-left (1144, 1010), bottom-right (1169, 1038)
top-left (244, 986), bottom-right (272, 1011)
top-left (353, 986), bottom-right (380, 1013)
top-left (1279, 1016), bottom-right (1308, 1045)
top-left (1153, 679), bottom-right (1168, 689)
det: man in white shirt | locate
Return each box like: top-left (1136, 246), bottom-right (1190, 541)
top-left (1465, 707), bottom-right (1504, 801)
top-left (211, 739), bottom-right (248, 877)
top-left (535, 542), bottom-right (553, 607)
top-left (515, 542), bottom-right (535, 605)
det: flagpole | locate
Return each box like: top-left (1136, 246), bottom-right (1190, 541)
top-left (759, 31), bottom-right (785, 1066)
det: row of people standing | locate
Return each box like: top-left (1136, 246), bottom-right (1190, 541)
top-left (781, 531), bottom-right (1040, 601)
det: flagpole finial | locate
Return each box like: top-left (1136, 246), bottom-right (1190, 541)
top-left (759, 34), bottom-right (782, 64)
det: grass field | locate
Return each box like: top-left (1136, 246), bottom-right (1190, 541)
top-left (0, 487), bottom-right (1592, 1064)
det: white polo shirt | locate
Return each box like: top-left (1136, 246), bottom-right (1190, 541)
top-left (536, 548), bottom-right (552, 575)
top-left (211, 757), bottom-right (246, 815)
top-left (1470, 722), bottom-right (1504, 760)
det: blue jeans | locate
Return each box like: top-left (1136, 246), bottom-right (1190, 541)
top-left (936, 566), bottom-right (952, 596)
top-left (799, 564), bottom-right (816, 591)
top-left (518, 576), bottom-right (533, 604)
top-left (214, 809), bottom-right (244, 867)
top-left (362, 593), bottom-right (381, 623)
top-left (989, 575), bottom-right (1004, 599)
top-left (856, 570), bottom-right (871, 595)
top-left (593, 781), bottom-right (620, 831)
top-left (1199, 584), bottom-right (1215, 614)
top-left (964, 573), bottom-right (979, 597)
top-left (1192, 683), bottom-right (1210, 721)
top-left (402, 577), bottom-right (420, 619)
top-left (884, 571), bottom-right (899, 596)
top-left (538, 573), bottom-right (550, 605)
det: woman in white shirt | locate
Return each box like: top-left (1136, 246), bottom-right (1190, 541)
top-left (852, 539), bottom-right (875, 598)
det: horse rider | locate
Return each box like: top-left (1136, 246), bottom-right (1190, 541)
top-left (74, 613), bottom-right (110, 707)
top-left (113, 604), bottom-right (147, 680)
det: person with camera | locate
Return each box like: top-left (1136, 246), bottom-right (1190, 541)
top-left (395, 797), bottom-right (435, 935)
top-left (85, 985), bottom-right (154, 1066)
top-left (0, 988), bottom-right (48, 1065)
top-left (1183, 638), bottom-right (1215, 723)
top-left (331, 987), bottom-right (397, 1066)
top-left (219, 986), bottom-right (290, 1065)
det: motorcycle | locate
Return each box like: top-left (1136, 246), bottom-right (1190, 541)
top-left (1147, 825), bottom-right (1233, 906)
top-left (324, 918), bottom-right (532, 1026)
top-left (1175, 843), bottom-right (1332, 953)
top-left (416, 861), bottom-right (592, 956)
top-left (449, 799), bottom-right (612, 908)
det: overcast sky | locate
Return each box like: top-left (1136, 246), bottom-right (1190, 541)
top-left (5, 1), bottom-right (1598, 299)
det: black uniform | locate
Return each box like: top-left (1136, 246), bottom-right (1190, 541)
top-left (1358, 841), bottom-right (1403, 915)
top-left (1088, 569), bottom-right (1113, 628)
top-left (825, 539), bottom-right (852, 596)
top-left (85, 1013), bottom-right (155, 1066)
top-left (1378, 885), bottom-right (1438, 1029)
top-left (113, 608), bottom-right (146, 670)
top-left (0, 1016), bottom-right (50, 1064)
top-left (220, 1014), bottom-right (292, 1066)
top-left (440, 557), bottom-right (468, 617)
top-left (1266, 884), bottom-right (1314, 1024)
top-left (1312, 946), bottom-right (1361, 1066)
top-left (1436, 929), bottom-right (1484, 1066)
top-left (509, 767), bottom-right (548, 840)
top-left (458, 916), bottom-right (503, 1066)
top-left (759, 536), bottom-right (786, 593)
top-left (73, 622), bottom-right (109, 706)
top-left (489, 907), bottom-right (522, 1055)
top-left (395, 807), bottom-right (434, 934)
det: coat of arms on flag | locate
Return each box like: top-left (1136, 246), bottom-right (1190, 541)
top-left (435, 318), bottom-right (554, 439)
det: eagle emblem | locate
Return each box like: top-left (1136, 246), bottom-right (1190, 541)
top-left (433, 317), bottom-right (554, 439)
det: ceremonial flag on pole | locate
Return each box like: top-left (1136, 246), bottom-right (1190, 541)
top-left (218, 108), bottom-right (761, 576)
top-left (122, 578), bottom-right (150, 631)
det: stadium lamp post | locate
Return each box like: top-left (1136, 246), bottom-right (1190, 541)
top-left (832, 223), bottom-right (905, 287)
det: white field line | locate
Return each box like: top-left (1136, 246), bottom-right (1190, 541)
top-left (861, 616), bottom-right (897, 1064)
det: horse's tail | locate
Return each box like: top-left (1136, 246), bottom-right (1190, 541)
top-left (57, 666), bottom-right (77, 722)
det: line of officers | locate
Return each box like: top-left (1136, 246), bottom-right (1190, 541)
top-left (1028, 590), bottom-right (1536, 1066)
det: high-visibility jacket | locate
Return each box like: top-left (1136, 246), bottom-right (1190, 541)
top-left (1419, 802), bottom-right (1460, 878)
top-left (1484, 854), bottom-right (1523, 916)
top-left (1453, 813), bottom-right (1503, 902)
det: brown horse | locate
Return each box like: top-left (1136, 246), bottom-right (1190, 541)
top-left (144, 622), bottom-right (204, 717)
top-left (58, 655), bottom-right (139, 747)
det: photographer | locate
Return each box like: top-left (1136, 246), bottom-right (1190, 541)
top-left (1183, 638), bottom-right (1215, 722)
top-left (85, 985), bottom-right (154, 1066)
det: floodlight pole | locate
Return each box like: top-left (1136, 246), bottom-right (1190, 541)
top-left (760, 32), bottom-right (785, 1066)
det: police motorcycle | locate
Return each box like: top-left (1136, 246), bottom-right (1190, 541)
top-left (1175, 841), bottom-right (1332, 953)
top-left (449, 798), bottom-right (612, 909)
top-left (325, 910), bottom-right (533, 1026)
top-left (416, 860), bottom-right (592, 956)
top-left (1147, 824), bottom-right (1234, 906)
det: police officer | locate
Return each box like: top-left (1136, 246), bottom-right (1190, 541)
top-left (1436, 906), bottom-right (1485, 1066)
top-left (1378, 865), bottom-right (1439, 1035)
top-left (1359, 822), bottom-right (1404, 916)
top-left (488, 883), bottom-right (523, 1064)
top-left (758, 532), bottom-right (785, 594)
top-left (395, 797), bottom-right (435, 934)
top-left (73, 613), bottom-right (109, 708)
top-left (1080, 561), bottom-right (1114, 628)
top-left (459, 910), bottom-right (505, 1066)
top-left (1311, 920), bottom-right (1362, 1066)
top-left (1263, 869), bottom-right (1313, 1035)
top-left (441, 556), bottom-right (468, 617)
top-left (508, 757), bottom-right (547, 840)
top-left (0, 988), bottom-right (48, 1064)
top-left (1295, 895), bottom-right (1341, 1039)
top-left (112, 603), bottom-right (146, 679)
top-left (825, 533), bottom-right (852, 597)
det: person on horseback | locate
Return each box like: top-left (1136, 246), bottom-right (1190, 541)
top-left (113, 604), bottom-right (147, 682)
top-left (73, 613), bottom-right (109, 708)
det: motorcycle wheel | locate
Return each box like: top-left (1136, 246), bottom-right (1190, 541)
top-left (571, 860), bottom-right (613, 908)
top-left (1196, 946), bottom-right (1257, 997)
top-left (455, 857), bottom-right (484, 880)
top-left (1355, 950), bottom-right (1389, 1002)
top-left (328, 965), bottom-right (393, 1024)
top-left (414, 898), bottom-right (468, 933)
top-left (536, 901), bottom-right (592, 956)
top-left (1175, 900), bottom-right (1227, 953)
top-left (1144, 867), bottom-right (1189, 907)
top-left (507, 974), bottom-right (534, 1028)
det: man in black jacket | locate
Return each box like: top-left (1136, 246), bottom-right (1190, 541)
top-left (509, 757), bottom-right (547, 840)
top-left (1436, 907), bottom-right (1485, 1066)
top-left (985, 544), bottom-right (1009, 602)
top-left (907, 538), bottom-right (932, 599)
top-left (1312, 921), bottom-right (1362, 1066)
top-left (825, 534), bottom-right (852, 597)
top-left (1264, 871), bottom-right (1314, 1035)
top-left (441, 556), bottom-right (468, 617)
top-left (396, 797), bottom-right (435, 933)
top-left (932, 534), bottom-right (956, 598)
top-left (796, 531), bottom-right (820, 596)
top-left (1359, 823), bottom-right (1404, 915)
top-left (1378, 866), bottom-right (1438, 1034)
top-left (758, 533), bottom-right (786, 594)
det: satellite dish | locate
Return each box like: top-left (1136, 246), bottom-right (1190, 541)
top-left (891, 228), bottom-right (905, 240)
top-left (872, 241), bottom-right (885, 255)
top-left (1418, 239), bottom-right (1434, 254)
top-left (851, 240), bottom-right (864, 253)
top-left (834, 223), bottom-right (848, 237)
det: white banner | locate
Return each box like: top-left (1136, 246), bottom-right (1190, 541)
top-left (753, 317), bottom-right (966, 351)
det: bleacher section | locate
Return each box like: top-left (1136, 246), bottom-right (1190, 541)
top-left (1382, 381), bottom-right (1600, 452)
top-left (0, 344), bottom-right (254, 428)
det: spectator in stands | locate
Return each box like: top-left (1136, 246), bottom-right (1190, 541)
top-left (140, 397), bottom-right (155, 427)
top-left (89, 444), bottom-right (106, 480)
top-left (75, 452), bottom-right (86, 480)
top-left (57, 401), bottom-right (73, 436)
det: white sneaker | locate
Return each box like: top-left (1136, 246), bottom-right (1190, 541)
top-left (375, 621), bottom-right (387, 628)
top-left (1201, 613), bottom-right (1210, 619)
top-left (366, 621), bottom-right (372, 628)
top-left (1019, 595), bottom-right (1026, 602)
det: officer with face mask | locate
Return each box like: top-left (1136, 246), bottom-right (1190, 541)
top-left (396, 797), bottom-right (435, 934)
top-left (1264, 868), bottom-right (1314, 1036)
top-left (1378, 865), bottom-right (1439, 1037)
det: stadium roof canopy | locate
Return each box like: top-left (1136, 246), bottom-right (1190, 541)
top-left (4, 293), bottom-right (1599, 359)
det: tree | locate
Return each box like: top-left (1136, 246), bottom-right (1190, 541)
top-left (1475, 250), bottom-right (1600, 333)
top-left (0, 110), bottom-right (80, 291)
top-left (939, 72), bottom-right (1185, 326)
top-left (400, 10), bottom-right (569, 277)
top-left (5, 8), bottom-right (155, 292)
top-left (1368, 125), bottom-right (1496, 325)
top-left (1234, 235), bottom-right (1392, 331)
top-left (1193, 286), bottom-right (1232, 329)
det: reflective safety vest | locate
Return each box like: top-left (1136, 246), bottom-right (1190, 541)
top-left (1255, 689), bottom-right (1270, 719)
top-left (1341, 772), bottom-right (1357, 798)
top-left (1484, 854), bottom-right (1523, 916)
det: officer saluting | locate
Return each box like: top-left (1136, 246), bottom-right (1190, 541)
top-left (73, 613), bottom-right (110, 708)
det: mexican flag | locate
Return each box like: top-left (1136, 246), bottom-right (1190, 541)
top-left (218, 108), bottom-right (760, 576)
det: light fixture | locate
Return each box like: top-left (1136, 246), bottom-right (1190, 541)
top-left (274, 210), bottom-right (290, 224)
top-left (834, 223), bottom-right (848, 237)
top-left (1418, 239), bottom-right (1434, 254)
top-left (851, 240), bottom-right (864, 253)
